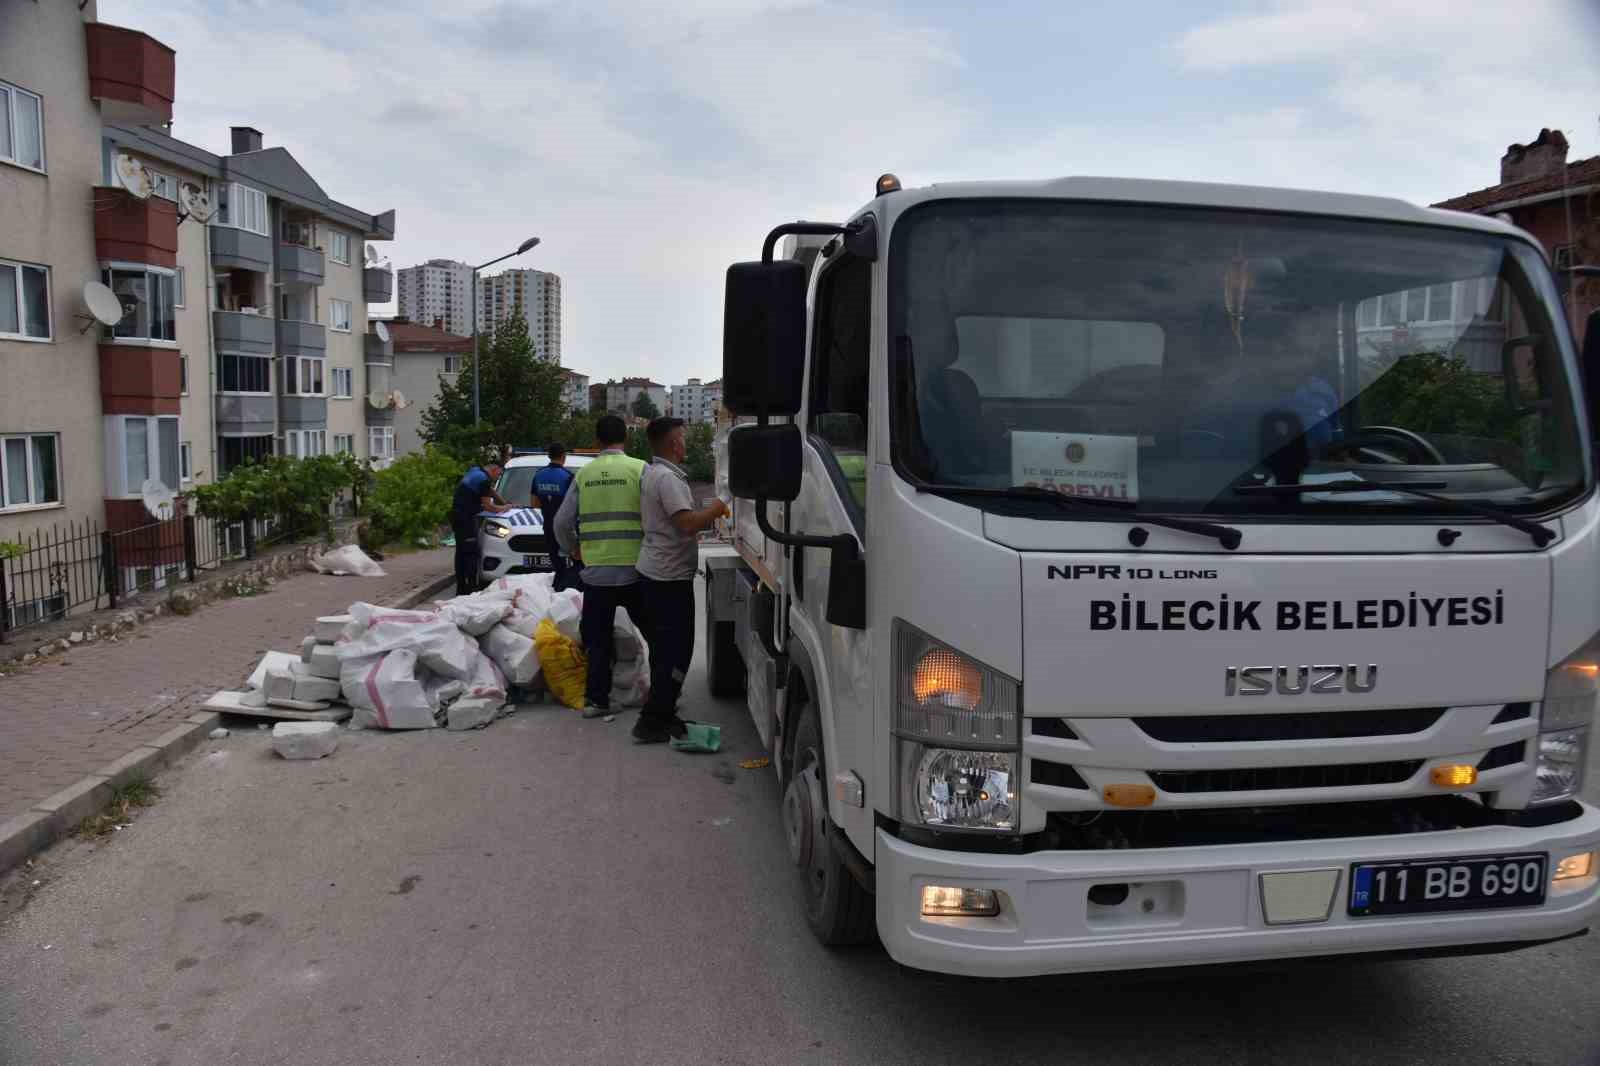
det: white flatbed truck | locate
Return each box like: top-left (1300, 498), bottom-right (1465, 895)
top-left (704, 174), bottom-right (1600, 977)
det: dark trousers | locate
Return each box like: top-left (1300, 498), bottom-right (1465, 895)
top-left (579, 581), bottom-right (641, 708)
top-left (639, 576), bottom-right (695, 726)
top-left (545, 529), bottom-right (575, 592)
top-left (453, 533), bottom-right (479, 597)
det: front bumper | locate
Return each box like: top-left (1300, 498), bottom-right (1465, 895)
top-left (875, 802), bottom-right (1600, 977)
top-left (478, 531), bottom-right (555, 578)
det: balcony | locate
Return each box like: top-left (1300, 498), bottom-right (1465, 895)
top-left (212, 310), bottom-right (274, 354)
top-left (94, 188), bottom-right (178, 268)
top-left (85, 23), bottom-right (175, 127)
top-left (278, 242), bottom-right (325, 286)
top-left (215, 394), bottom-right (276, 435)
top-left (210, 226), bottom-right (272, 274)
top-left (364, 331), bottom-right (392, 366)
top-left (98, 345), bottom-right (181, 415)
top-left (365, 393), bottom-right (395, 426)
top-left (276, 319), bottom-right (326, 357)
top-left (280, 396), bottom-right (327, 426)
top-left (363, 267), bottom-right (393, 303)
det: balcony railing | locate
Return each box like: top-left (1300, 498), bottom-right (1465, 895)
top-left (276, 319), bottom-right (326, 356)
top-left (277, 242), bottom-right (325, 286)
top-left (363, 266), bottom-right (393, 303)
top-left (85, 23), bottom-right (175, 127)
top-left (94, 188), bottom-right (178, 267)
top-left (212, 309), bottom-right (274, 354)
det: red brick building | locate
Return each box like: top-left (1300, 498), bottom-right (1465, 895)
top-left (1433, 128), bottom-right (1599, 351)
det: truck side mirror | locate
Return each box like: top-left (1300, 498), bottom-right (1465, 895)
top-left (728, 423), bottom-right (802, 502)
top-left (1581, 309), bottom-right (1600, 451)
top-left (723, 260), bottom-right (808, 416)
top-left (826, 536), bottom-right (866, 630)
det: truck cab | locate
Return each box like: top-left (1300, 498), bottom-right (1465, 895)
top-left (706, 175), bottom-right (1600, 977)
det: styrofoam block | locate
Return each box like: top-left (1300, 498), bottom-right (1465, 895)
top-left (447, 697), bottom-right (501, 731)
top-left (300, 635), bottom-right (318, 663)
top-left (248, 651), bottom-right (302, 691)
top-left (271, 721), bottom-right (340, 759)
top-left (313, 615), bottom-right (351, 643)
top-left (306, 643), bottom-right (341, 679)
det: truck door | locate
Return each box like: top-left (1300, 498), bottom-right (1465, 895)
top-left (791, 251), bottom-right (874, 848)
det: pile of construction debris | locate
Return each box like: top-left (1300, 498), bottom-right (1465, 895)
top-left (203, 573), bottom-right (648, 745)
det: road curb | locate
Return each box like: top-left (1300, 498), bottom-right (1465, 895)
top-left (0, 566), bottom-right (448, 877)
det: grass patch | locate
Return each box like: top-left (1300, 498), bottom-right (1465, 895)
top-left (76, 778), bottom-right (162, 839)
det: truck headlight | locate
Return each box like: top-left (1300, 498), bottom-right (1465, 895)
top-left (485, 522), bottom-right (512, 540)
top-left (1534, 634), bottom-right (1598, 805)
top-left (894, 620), bottom-right (1020, 833)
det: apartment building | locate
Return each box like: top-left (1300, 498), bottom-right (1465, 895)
top-left (396, 258), bottom-right (472, 337)
top-left (0, 3), bottom-right (395, 570)
top-left (477, 267), bottom-right (561, 365)
top-left (388, 318), bottom-right (473, 458)
top-left (604, 378), bottom-right (668, 417)
top-left (668, 377), bottom-right (722, 424)
top-left (559, 369), bottom-right (590, 414)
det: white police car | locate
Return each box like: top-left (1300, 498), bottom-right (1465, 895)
top-left (476, 452), bottom-right (591, 584)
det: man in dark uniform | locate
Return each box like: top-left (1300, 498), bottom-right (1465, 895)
top-left (452, 458), bottom-right (508, 596)
top-left (532, 443), bottom-right (577, 590)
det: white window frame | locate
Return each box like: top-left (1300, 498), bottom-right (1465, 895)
top-left (0, 80), bottom-right (45, 173)
top-left (283, 355), bottom-right (326, 396)
top-left (329, 231), bottom-right (351, 266)
top-left (101, 262), bottom-right (178, 346)
top-left (368, 425), bottom-right (395, 461)
top-left (0, 258), bottom-right (51, 342)
top-left (105, 415), bottom-right (180, 497)
top-left (213, 182), bottom-right (269, 237)
top-left (148, 168), bottom-right (177, 201)
top-left (331, 366), bottom-right (354, 398)
top-left (283, 428), bottom-right (327, 458)
top-left (332, 433), bottom-right (355, 456)
top-left (0, 432), bottom-right (62, 512)
top-left (443, 354), bottom-right (462, 374)
top-left (180, 441), bottom-right (193, 482)
top-left (330, 298), bottom-right (352, 333)
top-left (174, 265), bottom-right (186, 308)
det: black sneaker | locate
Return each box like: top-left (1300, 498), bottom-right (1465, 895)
top-left (581, 702), bottom-right (612, 719)
top-left (630, 717), bottom-right (686, 744)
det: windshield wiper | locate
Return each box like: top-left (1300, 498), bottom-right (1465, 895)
top-left (1234, 480), bottom-right (1555, 546)
top-left (923, 484), bottom-right (1243, 550)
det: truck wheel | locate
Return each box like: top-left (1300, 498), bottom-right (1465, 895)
top-left (705, 590), bottom-right (746, 698)
top-left (783, 701), bottom-right (875, 946)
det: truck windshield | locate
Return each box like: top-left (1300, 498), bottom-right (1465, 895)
top-left (888, 200), bottom-right (1588, 519)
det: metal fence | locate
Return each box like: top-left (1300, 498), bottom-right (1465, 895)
top-left (1, 511), bottom-right (274, 642)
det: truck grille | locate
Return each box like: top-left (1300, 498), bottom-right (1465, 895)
top-left (1492, 702), bottom-right (1533, 724)
top-left (1148, 759), bottom-right (1423, 794)
top-left (1134, 708), bottom-right (1443, 743)
top-left (508, 535), bottom-right (545, 553)
top-left (1030, 760), bottom-right (1089, 790)
top-left (1477, 741), bottom-right (1526, 771)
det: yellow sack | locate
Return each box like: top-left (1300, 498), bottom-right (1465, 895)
top-left (534, 618), bottom-right (588, 710)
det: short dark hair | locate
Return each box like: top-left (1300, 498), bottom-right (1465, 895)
top-left (647, 416), bottom-right (685, 449)
top-left (595, 414), bottom-right (627, 446)
top-left (547, 441), bottom-right (567, 460)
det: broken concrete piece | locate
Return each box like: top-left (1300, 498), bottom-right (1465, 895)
top-left (271, 721), bottom-right (340, 760)
top-left (265, 696), bottom-right (333, 712)
top-left (209, 727), bottom-right (230, 739)
top-left (447, 697), bottom-right (501, 731)
top-left (305, 643), bottom-right (340, 680)
top-left (300, 635), bottom-right (318, 663)
top-left (264, 664), bottom-right (342, 704)
top-left (313, 614), bottom-right (351, 643)
top-left (248, 651), bottom-right (302, 691)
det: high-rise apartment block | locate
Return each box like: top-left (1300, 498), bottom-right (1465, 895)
top-left (478, 268), bottom-right (561, 364)
top-left (395, 258), bottom-right (472, 337)
top-left (668, 378), bottom-right (722, 424)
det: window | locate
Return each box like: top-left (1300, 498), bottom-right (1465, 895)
top-left (332, 367), bottom-right (353, 398)
top-left (0, 432), bottom-right (60, 510)
top-left (284, 429), bottom-right (326, 458)
top-left (332, 433), bottom-right (355, 455)
top-left (102, 266), bottom-right (177, 343)
top-left (115, 416), bottom-right (179, 494)
top-left (219, 351), bottom-right (271, 393)
top-left (284, 355), bottom-right (326, 395)
top-left (180, 354), bottom-right (188, 395)
top-left (149, 169), bottom-right (177, 201)
top-left (1426, 282), bottom-right (1454, 322)
top-left (0, 80), bottom-right (44, 171)
top-left (0, 258), bottom-right (50, 340)
top-left (808, 256), bottom-right (871, 516)
top-left (443, 354), bottom-right (462, 374)
top-left (330, 298), bottom-right (352, 332)
top-left (369, 425), bottom-right (395, 460)
top-left (7, 593), bottom-right (65, 629)
top-left (180, 441), bottom-right (193, 482)
top-left (215, 183), bottom-right (268, 236)
top-left (220, 434), bottom-right (273, 472)
top-left (174, 265), bottom-right (186, 308)
top-left (329, 232), bottom-right (351, 266)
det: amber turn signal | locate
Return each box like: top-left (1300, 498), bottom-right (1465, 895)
top-left (1430, 764), bottom-right (1478, 788)
top-left (1103, 784), bottom-right (1156, 808)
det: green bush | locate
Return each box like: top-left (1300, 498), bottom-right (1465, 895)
top-left (366, 446), bottom-right (464, 548)
top-left (189, 454), bottom-right (364, 540)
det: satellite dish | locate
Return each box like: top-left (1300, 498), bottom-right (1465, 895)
top-left (82, 281), bottom-right (125, 328)
top-left (374, 320), bottom-right (390, 343)
top-left (391, 390), bottom-right (411, 410)
top-left (365, 244), bottom-right (381, 265)
top-left (367, 391), bottom-right (390, 410)
top-left (112, 152), bottom-right (154, 200)
top-left (177, 181), bottom-right (215, 222)
top-left (141, 478), bottom-right (176, 521)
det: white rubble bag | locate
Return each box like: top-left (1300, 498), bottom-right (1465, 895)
top-left (464, 652), bottom-right (508, 705)
top-left (549, 591), bottom-right (584, 643)
top-left (609, 606), bottom-right (650, 708)
top-left (500, 605), bottom-right (541, 638)
top-left (310, 543), bottom-right (386, 577)
top-left (340, 649), bottom-right (437, 730)
top-left (480, 623), bottom-right (540, 686)
top-left (336, 610), bottom-right (479, 681)
top-left (437, 597), bottom-right (511, 636)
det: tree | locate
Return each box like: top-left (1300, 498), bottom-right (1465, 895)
top-left (631, 390), bottom-right (660, 420)
top-left (419, 311), bottom-right (566, 460)
top-left (683, 423), bottom-right (715, 482)
top-left (550, 412), bottom-right (599, 452)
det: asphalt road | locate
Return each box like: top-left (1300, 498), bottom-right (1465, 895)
top-left (1, 586), bottom-right (1598, 1065)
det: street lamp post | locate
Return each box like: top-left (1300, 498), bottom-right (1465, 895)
top-left (471, 236), bottom-right (541, 426)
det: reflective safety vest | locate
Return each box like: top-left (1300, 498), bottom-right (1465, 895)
top-left (575, 452), bottom-right (646, 566)
top-left (835, 452), bottom-right (867, 509)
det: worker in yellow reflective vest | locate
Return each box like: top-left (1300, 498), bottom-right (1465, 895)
top-left (554, 413), bottom-right (647, 717)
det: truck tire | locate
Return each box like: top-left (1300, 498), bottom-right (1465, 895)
top-left (705, 591), bottom-right (745, 698)
top-left (783, 700), bottom-right (875, 946)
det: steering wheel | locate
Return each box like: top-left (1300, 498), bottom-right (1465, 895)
top-left (1328, 425), bottom-right (1448, 466)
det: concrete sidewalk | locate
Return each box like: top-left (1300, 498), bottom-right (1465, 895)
top-left (0, 549), bottom-right (451, 830)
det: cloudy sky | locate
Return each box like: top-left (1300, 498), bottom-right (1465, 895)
top-left (105, 0), bottom-right (1600, 386)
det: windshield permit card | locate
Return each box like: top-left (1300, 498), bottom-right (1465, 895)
top-left (1012, 432), bottom-right (1139, 502)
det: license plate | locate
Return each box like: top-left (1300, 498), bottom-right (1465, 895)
top-left (1348, 853), bottom-right (1547, 917)
top-left (523, 554), bottom-right (550, 568)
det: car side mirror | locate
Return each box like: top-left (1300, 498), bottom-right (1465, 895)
top-left (722, 260), bottom-right (808, 417)
top-left (728, 423), bottom-right (802, 502)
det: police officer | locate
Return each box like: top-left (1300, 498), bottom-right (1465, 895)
top-left (553, 415), bottom-right (646, 718)
top-left (452, 458), bottom-right (509, 596)
top-left (532, 442), bottom-right (577, 591)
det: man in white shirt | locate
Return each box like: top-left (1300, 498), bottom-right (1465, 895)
top-left (632, 417), bottom-right (728, 743)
